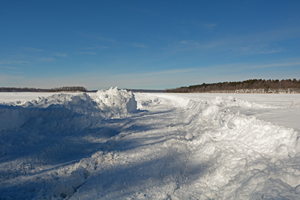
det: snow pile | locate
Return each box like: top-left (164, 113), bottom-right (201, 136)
top-left (92, 87), bottom-right (137, 117)
top-left (0, 94), bottom-right (98, 133)
top-left (0, 88), bottom-right (137, 132)
top-left (0, 88), bottom-right (138, 199)
top-left (184, 99), bottom-right (299, 157)
top-left (22, 93), bottom-right (98, 114)
top-left (174, 99), bottom-right (300, 199)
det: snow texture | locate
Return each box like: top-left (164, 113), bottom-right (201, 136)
top-left (1, 90), bottom-right (300, 199)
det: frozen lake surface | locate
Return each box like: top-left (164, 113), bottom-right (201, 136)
top-left (1, 89), bottom-right (300, 199)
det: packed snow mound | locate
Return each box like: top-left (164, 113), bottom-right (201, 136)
top-left (0, 94), bottom-right (99, 132)
top-left (23, 93), bottom-right (98, 113)
top-left (92, 87), bottom-right (137, 117)
top-left (0, 88), bottom-right (137, 132)
top-left (22, 87), bottom-right (138, 117)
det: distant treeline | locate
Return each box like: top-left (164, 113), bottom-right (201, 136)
top-left (126, 89), bottom-right (164, 93)
top-left (0, 86), bottom-right (87, 92)
top-left (165, 79), bottom-right (300, 93)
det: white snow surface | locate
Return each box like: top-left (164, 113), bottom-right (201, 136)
top-left (1, 90), bottom-right (300, 199)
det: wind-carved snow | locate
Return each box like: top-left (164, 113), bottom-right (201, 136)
top-left (1, 91), bottom-right (300, 199)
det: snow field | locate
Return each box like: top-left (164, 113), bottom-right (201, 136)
top-left (0, 90), bottom-right (300, 199)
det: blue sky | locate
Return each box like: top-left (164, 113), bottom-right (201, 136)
top-left (1, 0), bottom-right (300, 90)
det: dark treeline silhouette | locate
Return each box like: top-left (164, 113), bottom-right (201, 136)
top-left (0, 86), bottom-right (87, 92)
top-left (165, 79), bottom-right (300, 93)
top-left (126, 89), bottom-right (164, 93)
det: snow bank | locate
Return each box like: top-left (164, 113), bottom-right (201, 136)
top-left (0, 105), bottom-right (27, 132)
top-left (0, 88), bottom-right (137, 199)
top-left (175, 98), bottom-right (300, 199)
top-left (0, 94), bottom-right (97, 133)
top-left (0, 87), bottom-right (137, 132)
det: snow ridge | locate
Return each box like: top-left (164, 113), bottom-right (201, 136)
top-left (0, 88), bottom-right (137, 199)
top-left (0, 88), bottom-right (137, 132)
top-left (164, 97), bottom-right (300, 199)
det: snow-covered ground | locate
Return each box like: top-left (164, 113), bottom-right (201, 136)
top-left (1, 89), bottom-right (300, 199)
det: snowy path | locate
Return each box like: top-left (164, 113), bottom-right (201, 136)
top-left (70, 94), bottom-right (193, 199)
top-left (1, 91), bottom-right (300, 199)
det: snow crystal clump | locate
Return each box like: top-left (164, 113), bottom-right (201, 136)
top-left (93, 87), bottom-right (137, 117)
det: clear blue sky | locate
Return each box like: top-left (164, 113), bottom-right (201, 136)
top-left (1, 0), bottom-right (300, 90)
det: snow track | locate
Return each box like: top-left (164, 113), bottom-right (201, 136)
top-left (1, 91), bottom-right (300, 199)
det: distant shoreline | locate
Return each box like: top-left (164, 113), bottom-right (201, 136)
top-left (165, 79), bottom-right (300, 94)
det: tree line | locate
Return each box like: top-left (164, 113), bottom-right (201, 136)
top-left (0, 86), bottom-right (87, 92)
top-left (164, 79), bottom-right (300, 93)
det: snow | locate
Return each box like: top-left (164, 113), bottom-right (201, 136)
top-left (93, 87), bottom-right (137, 117)
top-left (1, 89), bottom-right (300, 199)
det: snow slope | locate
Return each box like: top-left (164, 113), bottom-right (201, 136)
top-left (0, 90), bottom-right (300, 199)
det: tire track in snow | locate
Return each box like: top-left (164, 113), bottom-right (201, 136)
top-left (68, 95), bottom-right (194, 199)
